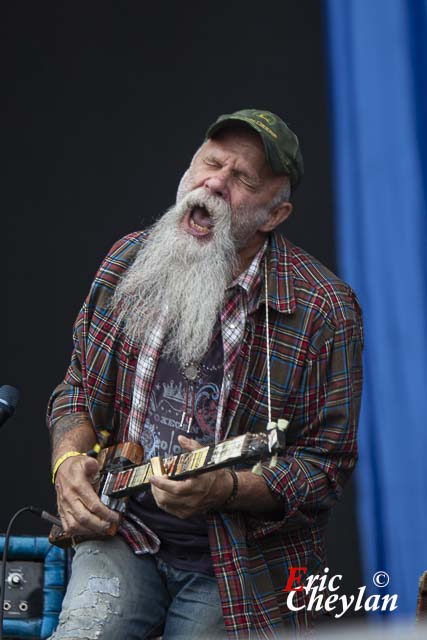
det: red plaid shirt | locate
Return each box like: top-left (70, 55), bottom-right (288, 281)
top-left (48, 230), bottom-right (363, 638)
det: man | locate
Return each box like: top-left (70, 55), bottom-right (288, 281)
top-left (47, 109), bottom-right (363, 639)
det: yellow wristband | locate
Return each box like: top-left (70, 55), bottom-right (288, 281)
top-left (52, 451), bottom-right (87, 484)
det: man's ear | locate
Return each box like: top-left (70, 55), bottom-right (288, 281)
top-left (258, 202), bottom-right (293, 233)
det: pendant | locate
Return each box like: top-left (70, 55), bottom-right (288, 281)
top-left (182, 361), bottom-right (200, 383)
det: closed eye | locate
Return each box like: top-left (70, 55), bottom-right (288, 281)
top-left (239, 178), bottom-right (257, 191)
top-left (203, 158), bottom-right (222, 169)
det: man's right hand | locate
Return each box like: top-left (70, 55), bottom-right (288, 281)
top-left (54, 455), bottom-right (120, 537)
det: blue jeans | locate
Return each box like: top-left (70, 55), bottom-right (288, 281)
top-left (50, 536), bottom-right (227, 639)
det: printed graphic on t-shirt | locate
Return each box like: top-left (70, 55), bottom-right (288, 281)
top-left (140, 332), bottom-right (223, 461)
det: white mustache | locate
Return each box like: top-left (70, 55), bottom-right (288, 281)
top-left (176, 187), bottom-right (231, 226)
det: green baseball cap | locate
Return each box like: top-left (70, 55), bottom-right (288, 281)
top-left (205, 108), bottom-right (304, 191)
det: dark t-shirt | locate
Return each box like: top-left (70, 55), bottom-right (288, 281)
top-left (129, 330), bottom-right (223, 574)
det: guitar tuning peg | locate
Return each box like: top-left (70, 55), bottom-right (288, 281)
top-left (266, 421), bottom-right (278, 431)
top-left (251, 461), bottom-right (263, 476)
top-left (278, 419), bottom-right (289, 431)
top-left (266, 419), bottom-right (289, 454)
top-left (268, 454), bottom-right (278, 468)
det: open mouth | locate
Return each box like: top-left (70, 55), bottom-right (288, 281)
top-left (184, 205), bottom-right (214, 238)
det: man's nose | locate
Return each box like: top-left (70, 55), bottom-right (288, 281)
top-left (203, 174), bottom-right (229, 201)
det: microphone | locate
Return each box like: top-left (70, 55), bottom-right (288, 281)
top-left (0, 385), bottom-right (19, 429)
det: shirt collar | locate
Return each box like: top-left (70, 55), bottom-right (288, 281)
top-left (229, 240), bottom-right (267, 300)
top-left (228, 232), bottom-right (296, 315)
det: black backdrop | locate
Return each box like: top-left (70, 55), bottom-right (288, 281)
top-left (1, 0), bottom-right (362, 607)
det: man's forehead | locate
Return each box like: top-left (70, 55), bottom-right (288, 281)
top-left (195, 127), bottom-right (270, 172)
top-left (208, 125), bottom-right (265, 153)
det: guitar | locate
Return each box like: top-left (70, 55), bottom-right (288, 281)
top-left (49, 420), bottom-right (289, 548)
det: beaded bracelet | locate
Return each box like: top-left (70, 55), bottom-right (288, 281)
top-left (51, 451), bottom-right (86, 485)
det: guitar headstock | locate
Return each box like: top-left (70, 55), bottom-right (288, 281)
top-left (266, 418), bottom-right (289, 455)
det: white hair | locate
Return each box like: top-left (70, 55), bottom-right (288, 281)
top-left (111, 155), bottom-right (291, 367)
top-left (268, 176), bottom-right (291, 209)
top-left (111, 188), bottom-right (238, 367)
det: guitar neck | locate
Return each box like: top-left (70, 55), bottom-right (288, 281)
top-left (101, 433), bottom-right (269, 499)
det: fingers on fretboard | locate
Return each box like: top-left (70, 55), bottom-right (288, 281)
top-left (103, 433), bottom-right (267, 499)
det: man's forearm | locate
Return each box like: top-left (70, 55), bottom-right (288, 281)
top-left (51, 413), bottom-right (96, 465)
top-left (50, 412), bottom-right (120, 535)
top-left (229, 470), bottom-right (283, 513)
top-left (152, 435), bottom-right (285, 518)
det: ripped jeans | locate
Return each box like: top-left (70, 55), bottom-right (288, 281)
top-left (50, 535), bottom-right (227, 640)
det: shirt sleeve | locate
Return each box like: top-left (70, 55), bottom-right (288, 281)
top-left (46, 301), bottom-right (90, 432)
top-left (248, 310), bottom-right (363, 538)
top-left (46, 231), bottom-right (145, 434)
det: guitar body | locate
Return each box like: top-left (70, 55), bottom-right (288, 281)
top-left (49, 442), bottom-right (144, 548)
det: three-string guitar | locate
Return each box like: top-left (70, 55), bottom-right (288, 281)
top-left (49, 419), bottom-right (289, 548)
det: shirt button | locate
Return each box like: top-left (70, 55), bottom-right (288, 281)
top-left (230, 323), bottom-right (236, 329)
top-left (148, 356), bottom-right (154, 361)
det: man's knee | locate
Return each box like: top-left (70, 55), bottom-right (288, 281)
top-left (50, 575), bottom-right (123, 639)
top-left (50, 538), bottom-right (167, 639)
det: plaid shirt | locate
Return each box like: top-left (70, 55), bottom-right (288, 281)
top-left (120, 241), bottom-right (266, 556)
top-left (47, 230), bottom-right (363, 638)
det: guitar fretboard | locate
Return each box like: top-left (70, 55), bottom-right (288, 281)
top-left (102, 433), bottom-right (268, 499)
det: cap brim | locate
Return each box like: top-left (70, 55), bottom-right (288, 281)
top-left (206, 117), bottom-right (287, 179)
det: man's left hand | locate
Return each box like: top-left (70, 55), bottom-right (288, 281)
top-left (149, 435), bottom-right (233, 519)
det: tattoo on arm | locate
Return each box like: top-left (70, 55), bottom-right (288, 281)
top-left (51, 413), bottom-right (94, 459)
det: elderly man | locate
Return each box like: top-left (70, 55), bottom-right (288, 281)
top-left (47, 109), bottom-right (363, 639)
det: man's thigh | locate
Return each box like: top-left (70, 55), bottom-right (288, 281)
top-left (160, 560), bottom-right (226, 640)
top-left (50, 536), bottom-right (169, 640)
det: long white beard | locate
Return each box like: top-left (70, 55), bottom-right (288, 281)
top-left (110, 188), bottom-right (240, 367)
